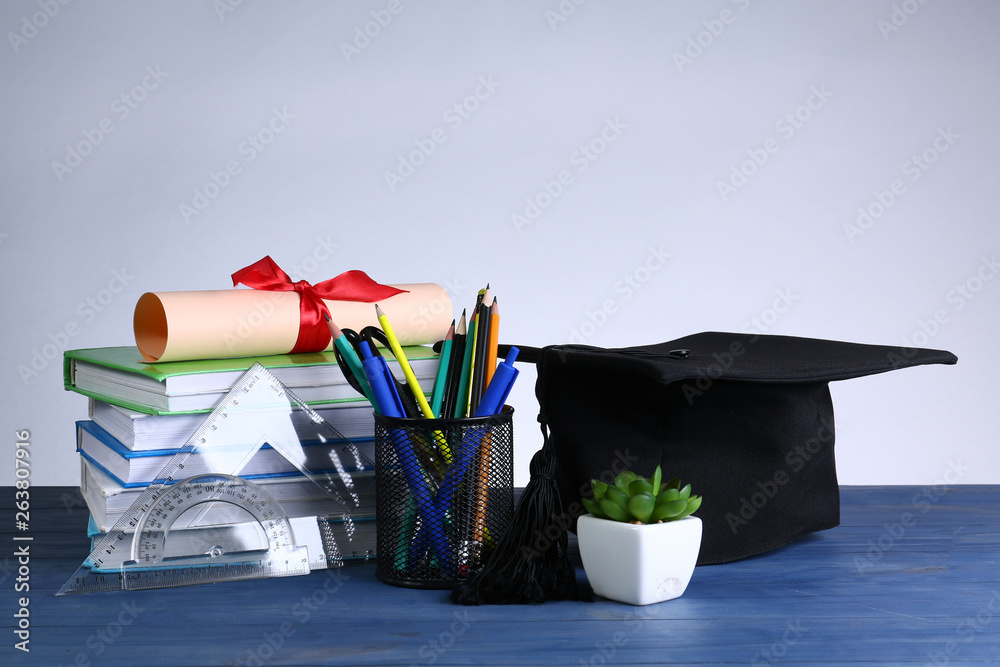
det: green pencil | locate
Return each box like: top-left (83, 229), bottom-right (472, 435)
top-left (429, 320), bottom-right (454, 418)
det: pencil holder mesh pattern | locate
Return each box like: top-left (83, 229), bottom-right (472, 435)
top-left (374, 407), bottom-right (514, 588)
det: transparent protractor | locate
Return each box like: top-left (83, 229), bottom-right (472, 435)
top-left (130, 474), bottom-right (298, 567)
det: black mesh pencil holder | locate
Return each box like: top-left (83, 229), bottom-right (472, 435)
top-left (374, 407), bottom-right (514, 589)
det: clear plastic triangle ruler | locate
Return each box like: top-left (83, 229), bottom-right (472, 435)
top-left (57, 363), bottom-right (374, 595)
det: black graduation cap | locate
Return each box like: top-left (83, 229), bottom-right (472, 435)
top-left (451, 332), bottom-right (957, 605)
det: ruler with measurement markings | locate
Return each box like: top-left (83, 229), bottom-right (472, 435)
top-left (57, 364), bottom-right (373, 595)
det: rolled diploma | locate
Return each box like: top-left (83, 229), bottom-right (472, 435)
top-left (134, 284), bottom-right (452, 362)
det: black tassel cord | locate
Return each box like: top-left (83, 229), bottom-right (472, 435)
top-left (450, 411), bottom-right (593, 605)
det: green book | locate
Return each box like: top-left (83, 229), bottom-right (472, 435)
top-left (64, 345), bottom-right (439, 415)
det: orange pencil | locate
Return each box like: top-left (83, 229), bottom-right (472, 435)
top-left (484, 297), bottom-right (500, 389)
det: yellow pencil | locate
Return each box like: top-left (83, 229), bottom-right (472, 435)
top-left (375, 304), bottom-right (434, 419)
top-left (375, 303), bottom-right (454, 465)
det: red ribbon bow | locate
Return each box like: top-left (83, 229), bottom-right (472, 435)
top-left (232, 256), bottom-right (407, 354)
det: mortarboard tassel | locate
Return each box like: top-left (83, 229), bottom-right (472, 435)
top-left (451, 408), bottom-right (593, 605)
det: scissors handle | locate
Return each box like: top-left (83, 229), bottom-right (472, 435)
top-left (332, 328), bottom-right (367, 398)
top-left (360, 326), bottom-right (423, 419)
top-left (336, 326), bottom-right (430, 420)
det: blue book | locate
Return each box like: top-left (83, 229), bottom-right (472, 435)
top-left (76, 420), bottom-right (374, 487)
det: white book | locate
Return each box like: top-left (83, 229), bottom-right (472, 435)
top-left (90, 398), bottom-right (380, 451)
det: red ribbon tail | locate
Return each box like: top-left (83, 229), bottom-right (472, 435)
top-left (312, 270), bottom-right (408, 302)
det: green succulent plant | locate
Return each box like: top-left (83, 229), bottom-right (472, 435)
top-left (581, 465), bottom-right (702, 524)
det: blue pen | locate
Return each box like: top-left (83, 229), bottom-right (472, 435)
top-left (435, 343), bottom-right (519, 524)
top-left (360, 341), bottom-right (406, 418)
top-left (474, 347), bottom-right (519, 417)
top-left (362, 340), bottom-right (451, 569)
top-left (435, 344), bottom-right (517, 504)
top-left (358, 341), bottom-right (387, 416)
top-left (378, 356), bottom-right (410, 419)
top-left (406, 426), bottom-right (481, 574)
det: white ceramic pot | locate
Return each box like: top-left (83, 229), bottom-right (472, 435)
top-left (576, 514), bottom-right (702, 606)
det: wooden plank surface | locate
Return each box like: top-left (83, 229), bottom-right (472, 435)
top-left (3, 486), bottom-right (999, 666)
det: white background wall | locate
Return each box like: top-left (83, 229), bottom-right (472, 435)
top-left (2, 0), bottom-right (997, 487)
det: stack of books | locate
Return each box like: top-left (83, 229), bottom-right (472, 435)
top-left (64, 345), bottom-right (440, 567)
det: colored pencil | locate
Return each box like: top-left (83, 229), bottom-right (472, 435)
top-left (454, 313), bottom-right (476, 419)
top-left (375, 304), bottom-right (434, 419)
top-left (325, 312), bottom-right (374, 405)
top-left (469, 287), bottom-right (491, 415)
top-left (429, 320), bottom-right (454, 418)
top-left (484, 297), bottom-right (499, 390)
top-left (442, 311), bottom-right (466, 421)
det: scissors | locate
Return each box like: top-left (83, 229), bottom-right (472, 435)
top-left (352, 325), bottom-right (459, 477)
top-left (332, 326), bottom-right (423, 418)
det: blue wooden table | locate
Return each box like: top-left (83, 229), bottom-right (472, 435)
top-left (4, 485), bottom-right (999, 666)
